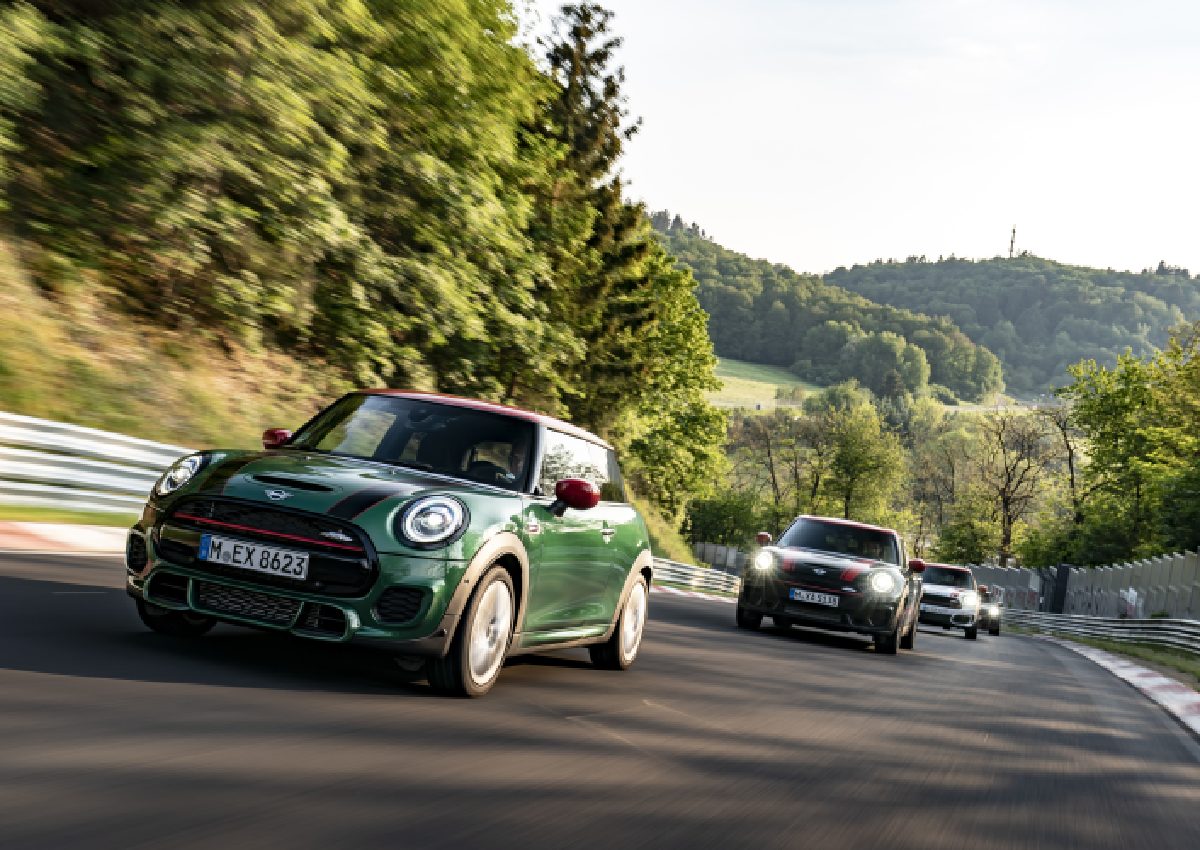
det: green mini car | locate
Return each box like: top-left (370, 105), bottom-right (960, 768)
top-left (125, 391), bottom-right (653, 696)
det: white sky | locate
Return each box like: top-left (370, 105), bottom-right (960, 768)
top-left (525, 0), bottom-right (1200, 275)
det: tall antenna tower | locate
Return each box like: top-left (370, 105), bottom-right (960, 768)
top-left (1009, 225), bottom-right (1016, 259)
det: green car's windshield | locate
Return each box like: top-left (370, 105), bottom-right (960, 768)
top-left (290, 394), bottom-right (536, 491)
top-left (777, 519), bottom-right (901, 565)
top-left (923, 567), bottom-right (975, 588)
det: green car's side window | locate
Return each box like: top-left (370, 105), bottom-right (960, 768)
top-left (538, 430), bottom-right (625, 502)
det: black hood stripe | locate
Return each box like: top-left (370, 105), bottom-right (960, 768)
top-left (327, 485), bottom-right (409, 520)
top-left (197, 456), bottom-right (260, 495)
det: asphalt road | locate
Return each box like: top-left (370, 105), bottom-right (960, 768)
top-left (2, 554), bottom-right (1200, 850)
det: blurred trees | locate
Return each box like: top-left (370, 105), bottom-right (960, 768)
top-left (0, 0), bottom-right (723, 516)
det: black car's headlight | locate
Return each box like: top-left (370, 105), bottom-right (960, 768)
top-left (398, 496), bottom-right (468, 549)
top-left (154, 454), bottom-right (209, 496)
top-left (868, 571), bottom-right (898, 594)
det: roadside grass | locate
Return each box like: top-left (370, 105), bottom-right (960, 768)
top-left (1064, 635), bottom-right (1200, 692)
top-left (708, 357), bottom-right (818, 410)
top-left (0, 505), bottom-right (140, 528)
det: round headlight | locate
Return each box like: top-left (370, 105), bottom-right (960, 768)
top-left (400, 496), bottom-right (467, 547)
top-left (986, 604), bottom-right (1000, 616)
top-left (752, 550), bottom-right (775, 571)
top-left (869, 571), bottom-right (897, 594)
top-left (155, 454), bottom-right (206, 496)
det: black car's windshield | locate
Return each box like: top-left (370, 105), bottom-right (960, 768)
top-left (290, 394), bottom-right (535, 491)
top-left (923, 567), bottom-right (975, 588)
top-left (777, 519), bottom-right (901, 565)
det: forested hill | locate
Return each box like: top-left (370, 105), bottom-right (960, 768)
top-left (651, 214), bottom-right (1004, 403)
top-left (826, 256), bottom-right (1200, 396)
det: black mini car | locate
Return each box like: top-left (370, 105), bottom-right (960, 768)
top-left (736, 515), bottom-right (925, 655)
top-left (976, 585), bottom-right (1002, 636)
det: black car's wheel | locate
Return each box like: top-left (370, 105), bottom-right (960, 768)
top-left (427, 566), bottom-right (514, 698)
top-left (989, 623), bottom-right (1001, 636)
top-left (899, 614), bottom-right (917, 650)
top-left (136, 599), bottom-right (216, 637)
top-left (590, 576), bottom-right (648, 671)
top-left (736, 606), bottom-right (762, 630)
top-left (771, 615), bottom-right (792, 630)
top-left (874, 625), bottom-right (900, 655)
top-left (965, 625), bottom-right (978, 640)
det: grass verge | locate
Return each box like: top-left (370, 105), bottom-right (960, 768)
top-left (0, 505), bottom-right (140, 528)
top-left (1063, 635), bottom-right (1200, 692)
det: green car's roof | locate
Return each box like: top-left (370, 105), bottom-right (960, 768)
top-left (359, 390), bottom-right (614, 450)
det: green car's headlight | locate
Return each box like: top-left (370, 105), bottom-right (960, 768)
top-left (869, 571), bottom-right (897, 594)
top-left (399, 496), bottom-right (468, 548)
top-left (155, 454), bottom-right (208, 496)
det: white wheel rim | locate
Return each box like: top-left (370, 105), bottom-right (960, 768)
top-left (468, 579), bottom-right (513, 686)
top-left (619, 582), bottom-right (648, 663)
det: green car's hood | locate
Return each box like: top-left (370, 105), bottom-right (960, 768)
top-left (171, 450), bottom-right (519, 553)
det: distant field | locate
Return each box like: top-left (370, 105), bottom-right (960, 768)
top-left (708, 358), bottom-right (819, 410)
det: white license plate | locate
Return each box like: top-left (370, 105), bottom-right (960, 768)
top-left (199, 534), bottom-right (309, 580)
top-left (921, 604), bottom-right (960, 615)
top-left (789, 588), bottom-right (839, 607)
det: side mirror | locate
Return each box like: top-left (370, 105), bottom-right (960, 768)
top-left (908, 558), bottom-right (927, 573)
top-left (755, 531), bottom-right (773, 546)
top-left (262, 428), bottom-right (292, 450)
top-left (978, 584), bottom-right (989, 594)
top-left (550, 478), bottom-right (600, 516)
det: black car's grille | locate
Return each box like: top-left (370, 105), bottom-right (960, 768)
top-left (158, 498), bottom-right (377, 597)
top-left (376, 587), bottom-right (425, 625)
top-left (782, 560), bottom-right (864, 590)
top-left (194, 580), bottom-right (301, 626)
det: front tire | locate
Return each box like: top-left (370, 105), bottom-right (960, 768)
top-left (736, 605), bottom-right (762, 630)
top-left (965, 625), bottom-right (978, 640)
top-left (900, 614), bottom-right (917, 650)
top-left (874, 624), bottom-right (900, 655)
top-left (427, 566), bottom-right (515, 697)
top-left (989, 623), bottom-right (1001, 636)
top-left (590, 577), bottom-right (649, 671)
top-left (136, 599), bottom-right (215, 637)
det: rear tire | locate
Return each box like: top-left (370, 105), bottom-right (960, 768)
top-left (965, 625), bottom-right (978, 640)
top-left (136, 599), bottom-right (215, 637)
top-left (900, 615), bottom-right (917, 650)
top-left (427, 566), bottom-right (514, 698)
top-left (874, 625), bottom-right (899, 655)
top-left (590, 577), bottom-right (649, 671)
top-left (736, 606), bottom-right (762, 631)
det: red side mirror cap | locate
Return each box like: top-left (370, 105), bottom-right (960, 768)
top-left (262, 428), bottom-right (292, 450)
top-left (554, 478), bottom-right (601, 512)
top-left (908, 558), bottom-right (927, 573)
top-left (978, 584), bottom-right (989, 593)
top-left (755, 532), bottom-right (773, 545)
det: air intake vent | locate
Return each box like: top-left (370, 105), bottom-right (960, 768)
top-left (376, 587), bottom-right (425, 624)
top-left (194, 581), bottom-right (301, 626)
top-left (126, 532), bottom-right (149, 572)
top-left (147, 571), bottom-right (189, 606)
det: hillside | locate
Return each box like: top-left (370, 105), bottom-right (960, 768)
top-left (708, 358), bottom-right (816, 410)
top-left (652, 214), bottom-right (1004, 403)
top-left (826, 256), bottom-right (1200, 395)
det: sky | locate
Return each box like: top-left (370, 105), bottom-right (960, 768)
top-left (525, 0), bottom-right (1200, 275)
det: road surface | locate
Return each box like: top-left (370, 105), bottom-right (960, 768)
top-left (2, 553), bottom-right (1199, 849)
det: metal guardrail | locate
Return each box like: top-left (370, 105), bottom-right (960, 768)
top-left (1005, 609), bottom-right (1200, 656)
top-left (652, 558), bottom-right (741, 594)
top-left (0, 411), bottom-right (190, 513)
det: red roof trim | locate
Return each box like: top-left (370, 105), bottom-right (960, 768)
top-left (358, 390), bottom-right (612, 449)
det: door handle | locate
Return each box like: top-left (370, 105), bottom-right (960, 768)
top-left (601, 528), bottom-right (616, 542)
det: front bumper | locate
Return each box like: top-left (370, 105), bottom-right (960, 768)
top-left (918, 606), bottom-right (977, 629)
top-left (739, 573), bottom-right (903, 636)
top-left (126, 527), bottom-right (463, 657)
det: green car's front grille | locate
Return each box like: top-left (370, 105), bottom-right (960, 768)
top-left (194, 580), bottom-right (302, 626)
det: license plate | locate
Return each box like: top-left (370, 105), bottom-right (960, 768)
top-left (789, 588), bottom-right (839, 607)
top-left (921, 603), bottom-right (960, 615)
top-left (198, 534), bottom-right (309, 580)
